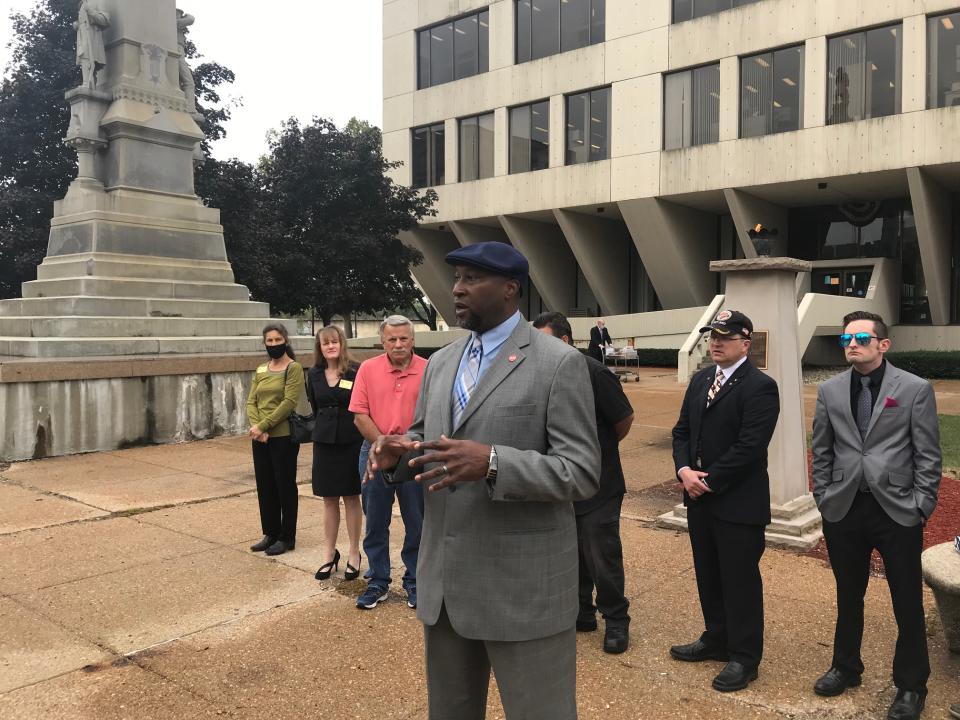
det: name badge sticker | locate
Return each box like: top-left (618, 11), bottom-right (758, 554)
top-left (338, 379), bottom-right (354, 390)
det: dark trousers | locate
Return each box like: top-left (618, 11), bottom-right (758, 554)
top-left (576, 494), bottom-right (630, 628)
top-left (687, 503), bottom-right (766, 668)
top-left (251, 437), bottom-right (299, 544)
top-left (821, 491), bottom-right (929, 691)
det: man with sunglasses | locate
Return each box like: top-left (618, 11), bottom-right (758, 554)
top-left (670, 310), bottom-right (780, 693)
top-left (812, 311), bottom-right (941, 720)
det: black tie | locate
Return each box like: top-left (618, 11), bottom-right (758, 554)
top-left (856, 375), bottom-right (872, 438)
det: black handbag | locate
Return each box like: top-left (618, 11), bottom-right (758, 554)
top-left (284, 364), bottom-right (315, 445)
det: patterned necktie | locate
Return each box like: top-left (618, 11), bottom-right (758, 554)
top-left (453, 337), bottom-right (482, 428)
top-left (856, 375), bottom-right (872, 438)
top-left (706, 367), bottom-right (724, 407)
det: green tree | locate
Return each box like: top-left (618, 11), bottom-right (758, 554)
top-left (0, 0), bottom-right (235, 298)
top-left (254, 117), bottom-right (437, 328)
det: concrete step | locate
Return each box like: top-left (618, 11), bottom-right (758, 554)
top-left (0, 296), bottom-right (271, 319)
top-left (22, 276), bottom-right (250, 301)
top-left (36, 253), bottom-right (237, 283)
top-left (0, 335), bottom-right (315, 359)
top-left (0, 316), bottom-right (290, 338)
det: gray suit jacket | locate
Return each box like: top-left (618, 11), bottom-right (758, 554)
top-left (407, 320), bottom-right (600, 642)
top-left (812, 362), bottom-right (941, 527)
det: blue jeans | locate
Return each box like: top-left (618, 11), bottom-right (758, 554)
top-left (359, 440), bottom-right (424, 592)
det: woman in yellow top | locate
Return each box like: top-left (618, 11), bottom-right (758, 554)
top-left (247, 323), bottom-right (305, 556)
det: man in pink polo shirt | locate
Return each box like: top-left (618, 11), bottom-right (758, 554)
top-left (350, 315), bottom-right (428, 610)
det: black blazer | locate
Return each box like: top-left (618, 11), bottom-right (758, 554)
top-left (671, 360), bottom-right (780, 525)
top-left (306, 363), bottom-right (363, 445)
top-left (588, 325), bottom-right (612, 354)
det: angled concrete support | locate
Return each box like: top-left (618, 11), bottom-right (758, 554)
top-left (498, 215), bottom-right (576, 314)
top-left (399, 228), bottom-right (459, 326)
top-left (907, 167), bottom-right (952, 326)
top-left (618, 198), bottom-right (716, 309)
top-left (553, 209), bottom-right (630, 316)
top-left (449, 221), bottom-right (510, 246)
top-left (723, 188), bottom-right (789, 258)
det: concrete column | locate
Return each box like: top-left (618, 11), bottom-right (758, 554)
top-left (449, 221), bottom-right (510, 246)
top-left (804, 36), bottom-right (826, 129)
top-left (549, 95), bottom-right (565, 168)
top-left (658, 258), bottom-right (822, 550)
top-left (618, 197), bottom-right (716, 309)
top-left (907, 167), bottom-right (952, 325)
top-left (553, 209), bottom-right (630, 316)
top-left (723, 188), bottom-right (790, 258)
top-left (488, 0), bottom-right (514, 71)
top-left (399, 228), bottom-right (460, 325)
top-left (498, 215), bottom-right (577, 314)
top-left (494, 107), bottom-right (509, 177)
top-left (902, 15), bottom-right (927, 114)
top-left (444, 117), bottom-right (458, 185)
top-left (719, 56), bottom-right (739, 142)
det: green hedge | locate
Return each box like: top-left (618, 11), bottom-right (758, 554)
top-left (885, 351), bottom-right (960, 380)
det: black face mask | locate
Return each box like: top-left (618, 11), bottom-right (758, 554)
top-left (266, 343), bottom-right (287, 360)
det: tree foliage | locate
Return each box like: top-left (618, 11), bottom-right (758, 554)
top-left (0, 0), bottom-right (235, 298)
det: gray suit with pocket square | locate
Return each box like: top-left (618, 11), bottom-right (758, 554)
top-left (812, 361), bottom-right (941, 693)
top-left (407, 319), bottom-right (600, 720)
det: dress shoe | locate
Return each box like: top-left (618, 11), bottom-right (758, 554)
top-left (250, 535), bottom-right (276, 552)
top-left (712, 661), bottom-right (758, 692)
top-left (813, 667), bottom-right (862, 697)
top-left (576, 615), bottom-right (598, 632)
top-left (670, 639), bottom-right (729, 663)
top-left (265, 540), bottom-right (294, 556)
top-left (344, 553), bottom-right (362, 581)
top-left (886, 688), bottom-right (926, 720)
top-left (603, 626), bottom-right (629, 654)
top-left (315, 549), bottom-right (340, 580)
top-left (948, 702), bottom-right (959, 719)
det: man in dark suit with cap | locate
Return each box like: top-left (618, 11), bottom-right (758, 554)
top-left (368, 241), bottom-right (600, 719)
top-left (669, 310), bottom-right (780, 692)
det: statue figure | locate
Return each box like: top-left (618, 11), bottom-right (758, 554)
top-left (73, 0), bottom-right (110, 90)
top-left (176, 9), bottom-right (198, 115)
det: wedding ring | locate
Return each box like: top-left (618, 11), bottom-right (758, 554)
top-left (441, 465), bottom-right (449, 474)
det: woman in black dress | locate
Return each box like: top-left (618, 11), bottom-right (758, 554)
top-left (307, 325), bottom-right (364, 581)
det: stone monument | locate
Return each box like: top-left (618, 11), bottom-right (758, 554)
top-left (0, 0), bottom-right (309, 461)
top-left (658, 258), bottom-right (823, 550)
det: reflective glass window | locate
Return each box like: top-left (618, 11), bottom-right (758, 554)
top-left (561, 0), bottom-right (590, 53)
top-left (411, 123), bottom-right (444, 188)
top-left (518, 0), bottom-right (603, 63)
top-left (663, 71), bottom-right (691, 150)
top-left (741, 45), bottom-right (803, 138)
top-left (591, 0), bottom-right (605, 43)
top-left (865, 25), bottom-right (902, 119)
top-left (928, 12), bottom-right (960, 108)
top-left (479, 10), bottom-right (490, 73)
top-left (418, 29), bottom-right (431, 89)
top-left (509, 105), bottom-right (531, 174)
top-left (566, 91), bottom-right (590, 165)
top-left (454, 15), bottom-right (480, 80)
top-left (589, 87), bottom-right (611, 161)
top-left (418, 10), bottom-right (489, 89)
top-left (664, 63), bottom-right (719, 148)
top-left (459, 112), bottom-right (495, 181)
top-left (673, 0), bottom-right (761, 23)
top-left (828, 24), bottom-right (901, 124)
top-left (430, 23), bottom-right (454, 86)
top-left (510, 101), bottom-right (550, 173)
top-left (516, 1), bottom-right (532, 63)
top-left (692, 64), bottom-right (720, 146)
top-left (531, 0), bottom-right (560, 60)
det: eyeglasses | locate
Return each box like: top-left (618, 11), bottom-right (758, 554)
top-left (839, 333), bottom-right (881, 348)
top-left (709, 333), bottom-right (743, 343)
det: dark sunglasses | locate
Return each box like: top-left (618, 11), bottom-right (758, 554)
top-left (839, 332), bottom-right (880, 348)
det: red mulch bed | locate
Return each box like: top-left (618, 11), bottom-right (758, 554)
top-left (803, 450), bottom-right (960, 576)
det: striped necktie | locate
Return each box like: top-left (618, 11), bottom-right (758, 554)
top-left (706, 367), bottom-right (724, 407)
top-left (453, 337), bottom-right (482, 428)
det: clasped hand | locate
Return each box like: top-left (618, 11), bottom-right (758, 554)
top-left (678, 467), bottom-right (712, 499)
top-left (368, 434), bottom-right (491, 493)
top-left (248, 425), bottom-right (269, 443)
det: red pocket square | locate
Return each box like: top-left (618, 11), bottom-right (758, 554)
top-left (883, 397), bottom-right (899, 408)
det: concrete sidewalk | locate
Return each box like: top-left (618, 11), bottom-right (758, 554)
top-left (1, 368), bottom-right (958, 719)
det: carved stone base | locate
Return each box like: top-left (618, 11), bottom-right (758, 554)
top-left (656, 493), bottom-right (823, 551)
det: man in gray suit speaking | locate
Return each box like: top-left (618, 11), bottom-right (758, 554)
top-left (812, 311), bottom-right (941, 720)
top-left (368, 241), bottom-right (600, 719)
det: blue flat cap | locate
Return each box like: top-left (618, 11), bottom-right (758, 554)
top-left (444, 241), bottom-right (529, 280)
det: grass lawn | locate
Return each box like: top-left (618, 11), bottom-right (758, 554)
top-left (940, 415), bottom-right (960, 471)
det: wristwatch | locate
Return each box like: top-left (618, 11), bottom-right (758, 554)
top-left (485, 445), bottom-right (498, 486)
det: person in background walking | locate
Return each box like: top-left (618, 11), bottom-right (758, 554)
top-left (307, 325), bottom-right (364, 581)
top-left (248, 323), bottom-right (304, 557)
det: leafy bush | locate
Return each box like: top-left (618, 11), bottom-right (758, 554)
top-left (885, 351), bottom-right (960, 380)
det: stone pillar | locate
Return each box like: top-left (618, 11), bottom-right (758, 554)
top-left (723, 188), bottom-right (789, 258)
top-left (658, 258), bottom-right (822, 550)
top-left (498, 214), bottom-right (577, 314)
top-left (399, 228), bottom-right (460, 326)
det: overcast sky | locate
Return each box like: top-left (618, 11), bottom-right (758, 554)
top-left (0, 0), bottom-right (384, 163)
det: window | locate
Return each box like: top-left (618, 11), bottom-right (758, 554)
top-left (673, 0), bottom-right (761, 23)
top-left (663, 63), bottom-right (720, 150)
top-left (418, 10), bottom-right (489, 89)
top-left (516, 0), bottom-right (604, 64)
top-left (740, 45), bottom-right (804, 138)
top-left (460, 112), bottom-right (495, 181)
top-left (411, 123), bottom-right (445, 188)
top-left (827, 24), bottom-right (902, 125)
top-left (928, 11), bottom-right (960, 109)
top-left (509, 101), bottom-right (550, 173)
top-left (566, 87), bottom-right (611, 164)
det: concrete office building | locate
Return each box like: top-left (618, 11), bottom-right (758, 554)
top-left (382, 0), bottom-right (960, 362)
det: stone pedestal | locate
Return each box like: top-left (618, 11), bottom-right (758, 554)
top-left (658, 257), bottom-right (823, 550)
top-left (922, 541), bottom-right (960, 654)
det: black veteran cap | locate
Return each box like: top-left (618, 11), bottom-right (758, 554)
top-left (445, 242), bottom-right (529, 282)
top-left (700, 309), bottom-right (753, 338)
